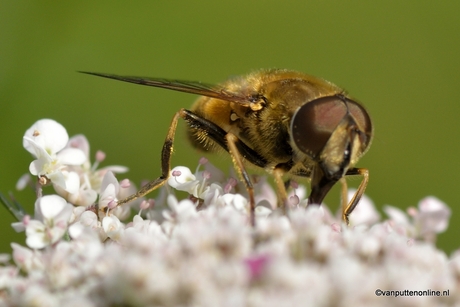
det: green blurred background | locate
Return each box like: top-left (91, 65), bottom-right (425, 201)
top-left (1, 2), bottom-right (459, 254)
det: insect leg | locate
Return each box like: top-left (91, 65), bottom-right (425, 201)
top-left (342, 167), bottom-right (369, 225)
top-left (273, 169), bottom-right (288, 213)
top-left (339, 177), bottom-right (348, 222)
top-left (226, 133), bottom-right (256, 227)
top-left (128, 108), bottom-right (267, 226)
top-left (116, 109), bottom-right (184, 207)
top-left (177, 109), bottom-right (269, 226)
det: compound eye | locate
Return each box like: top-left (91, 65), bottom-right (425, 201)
top-left (346, 99), bottom-right (373, 149)
top-left (291, 96), bottom-right (348, 159)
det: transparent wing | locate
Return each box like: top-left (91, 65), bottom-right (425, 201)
top-left (79, 71), bottom-right (258, 104)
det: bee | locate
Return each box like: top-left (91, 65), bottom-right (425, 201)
top-left (81, 69), bottom-right (373, 226)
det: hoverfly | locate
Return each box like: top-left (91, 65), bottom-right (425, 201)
top-left (81, 69), bottom-right (373, 226)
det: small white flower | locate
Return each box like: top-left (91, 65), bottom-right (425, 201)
top-left (66, 134), bottom-right (90, 160)
top-left (383, 205), bottom-right (410, 225)
top-left (219, 193), bottom-right (248, 212)
top-left (384, 196), bottom-right (451, 242)
top-left (4, 146), bottom-right (459, 306)
top-left (53, 172), bottom-right (98, 207)
top-left (97, 171), bottom-right (132, 220)
top-left (163, 195), bottom-right (197, 225)
top-left (19, 284), bottom-right (59, 307)
top-left (255, 204), bottom-right (272, 218)
top-left (416, 196), bottom-right (451, 235)
top-left (23, 119), bottom-right (69, 156)
top-left (69, 210), bottom-right (107, 241)
top-left (168, 166), bottom-right (196, 187)
top-left (167, 166), bottom-right (201, 195)
top-left (23, 119), bottom-right (86, 190)
top-left (202, 183), bottom-right (224, 207)
top-left (167, 165), bottom-right (217, 199)
top-left (11, 243), bottom-right (44, 272)
top-left (102, 215), bottom-right (124, 241)
top-left (170, 194), bottom-right (197, 220)
top-left (99, 171), bottom-right (120, 211)
top-left (254, 177), bottom-right (278, 210)
top-left (55, 170), bottom-right (81, 195)
top-left (67, 134), bottom-right (128, 192)
top-left (125, 215), bottom-right (167, 241)
top-left (79, 210), bottom-right (100, 228)
top-left (25, 195), bottom-right (73, 249)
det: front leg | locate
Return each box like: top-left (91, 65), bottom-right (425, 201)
top-left (115, 109), bottom-right (184, 207)
top-left (342, 168), bottom-right (369, 225)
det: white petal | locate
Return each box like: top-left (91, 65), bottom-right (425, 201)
top-left (26, 234), bottom-right (47, 249)
top-left (102, 215), bottom-right (120, 231)
top-left (99, 183), bottom-right (118, 209)
top-left (47, 171), bottom-right (67, 190)
top-left (11, 222), bottom-right (26, 232)
top-left (33, 197), bottom-right (44, 221)
top-left (102, 215), bottom-right (124, 240)
top-left (16, 173), bottom-right (31, 190)
top-left (232, 194), bottom-right (248, 211)
top-left (167, 194), bottom-right (179, 210)
top-left (11, 243), bottom-right (40, 271)
top-left (418, 196), bottom-right (449, 214)
top-left (203, 183), bottom-right (224, 206)
top-left (28, 159), bottom-right (46, 176)
top-left (57, 148), bottom-right (87, 165)
top-left (68, 223), bottom-right (84, 239)
top-left (0, 254), bottom-right (10, 264)
top-left (69, 206), bottom-right (86, 223)
top-left (23, 137), bottom-right (47, 158)
top-left (110, 205), bottom-right (131, 221)
top-left (60, 171), bottom-right (80, 194)
top-left (417, 196), bottom-right (451, 234)
top-left (25, 220), bottom-right (47, 249)
top-left (99, 165), bottom-right (129, 174)
top-left (53, 201), bottom-right (74, 226)
top-left (74, 189), bottom-right (98, 207)
top-left (79, 211), bottom-right (99, 228)
top-left (219, 193), bottom-right (248, 212)
top-left (38, 195), bottom-right (69, 220)
top-left (255, 205), bottom-right (272, 218)
top-left (177, 180), bottom-right (200, 196)
top-left (168, 166), bottom-right (196, 188)
top-left (383, 205), bottom-right (410, 225)
top-left (176, 199), bottom-right (196, 214)
top-left (175, 199), bottom-right (197, 221)
top-left (67, 134), bottom-right (90, 158)
top-left (23, 119), bottom-right (69, 155)
top-left (100, 171), bottom-right (119, 194)
top-left (25, 137), bottom-right (53, 170)
top-left (47, 227), bottom-right (67, 244)
top-left (254, 178), bottom-right (278, 210)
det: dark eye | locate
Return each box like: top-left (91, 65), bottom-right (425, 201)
top-left (290, 96), bottom-right (372, 160)
top-left (346, 99), bottom-right (373, 149)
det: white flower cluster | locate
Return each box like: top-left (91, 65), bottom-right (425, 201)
top-left (0, 119), bottom-right (458, 306)
top-left (20, 119), bottom-right (131, 208)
